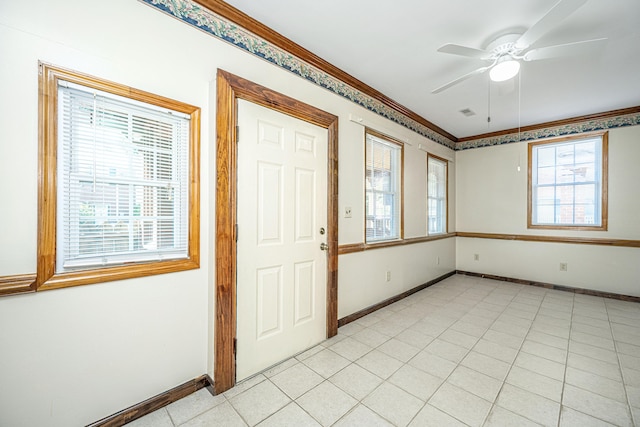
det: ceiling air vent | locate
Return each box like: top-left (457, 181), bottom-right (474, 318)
top-left (459, 108), bottom-right (476, 117)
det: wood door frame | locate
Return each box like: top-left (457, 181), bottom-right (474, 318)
top-left (214, 70), bottom-right (339, 393)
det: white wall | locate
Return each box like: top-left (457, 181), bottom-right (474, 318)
top-left (456, 126), bottom-right (640, 296)
top-left (339, 239), bottom-right (455, 318)
top-left (0, 1), bottom-right (455, 425)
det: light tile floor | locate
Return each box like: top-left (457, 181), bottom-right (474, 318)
top-left (129, 274), bottom-right (640, 426)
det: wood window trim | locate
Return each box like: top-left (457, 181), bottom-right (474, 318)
top-left (37, 62), bottom-right (201, 292)
top-left (364, 128), bottom-right (404, 243)
top-left (214, 69), bottom-right (339, 394)
top-left (427, 153), bottom-right (449, 235)
top-left (527, 131), bottom-right (608, 231)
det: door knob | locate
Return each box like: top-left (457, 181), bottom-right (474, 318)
top-left (320, 243), bottom-right (329, 251)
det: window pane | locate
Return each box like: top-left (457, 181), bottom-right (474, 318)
top-left (558, 205), bottom-right (574, 224)
top-left (530, 135), bottom-right (604, 228)
top-left (536, 205), bottom-right (555, 223)
top-left (537, 166), bottom-right (556, 185)
top-left (373, 169), bottom-right (391, 192)
top-left (556, 144), bottom-right (574, 165)
top-left (536, 186), bottom-right (555, 205)
top-left (575, 204), bottom-right (595, 224)
top-left (427, 156), bottom-right (447, 234)
top-left (575, 141), bottom-right (595, 163)
top-left (556, 185), bottom-right (574, 205)
top-left (365, 133), bottom-right (401, 242)
top-left (537, 147), bottom-right (555, 167)
top-left (575, 184), bottom-right (595, 204)
top-left (57, 82), bottom-right (190, 271)
top-left (556, 165), bottom-right (575, 184)
top-left (575, 162), bottom-right (595, 182)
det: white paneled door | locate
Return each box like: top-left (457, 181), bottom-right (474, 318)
top-left (236, 99), bottom-right (328, 381)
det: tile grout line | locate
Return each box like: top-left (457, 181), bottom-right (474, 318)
top-left (400, 278), bottom-right (527, 426)
top-left (565, 297), bottom-right (634, 426)
top-left (556, 290), bottom-right (576, 427)
top-left (452, 284), bottom-right (519, 427)
top-left (133, 275), bottom-right (640, 426)
top-left (328, 286), bottom-right (459, 426)
top-left (478, 281), bottom-right (550, 426)
top-left (336, 281), bottom-right (479, 426)
top-left (605, 297), bottom-right (636, 426)
top-left (403, 284), bottom-right (478, 426)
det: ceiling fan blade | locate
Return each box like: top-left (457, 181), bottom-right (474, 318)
top-left (523, 38), bottom-right (607, 61)
top-left (437, 43), bottom-right (488, 58)
top-left (515, 0), bottom-right (588, 49)
top-left (431, 66), bottom-right (492, 94)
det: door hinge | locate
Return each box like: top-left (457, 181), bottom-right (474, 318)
top-left (233, 338), bottom-right (237, 355)
top-left (235, 125), bottom-right (239, 142)
top-left (234, 224), bottom-right (238, 242)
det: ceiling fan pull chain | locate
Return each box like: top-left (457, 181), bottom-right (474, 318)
top-left (518, 70), bottom-right (522, 143)
top-left (487, 79), bottom-right (491, 128)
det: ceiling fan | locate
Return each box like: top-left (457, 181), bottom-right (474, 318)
top-left (431, 0), bottom-right (607, 94)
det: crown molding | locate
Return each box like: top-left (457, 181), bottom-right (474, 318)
top-left (457, 106), bottom-right (640, 150)
top-left (141, 0), bottom-right (640, 151)
top-left (140, 0), bottom-right (456, 149)
top-left (190, 0), bottom-right (457, 142)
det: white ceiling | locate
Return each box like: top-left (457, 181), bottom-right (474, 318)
top-left (221, 0), bottom-right (640, 139)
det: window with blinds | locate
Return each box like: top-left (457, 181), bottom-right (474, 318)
top-left (56, 81), bottom-right (191, 272)
top-left (365, 131), bottom-right (402, 242)
top-left (529, 133), bottom-right (607, 230)
top-left (427, 154), bottom-right (447, 234)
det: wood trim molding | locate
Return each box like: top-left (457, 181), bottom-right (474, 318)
top-left (456, 232), bottom-right (640, 248)
top-left (0, 274), bottom-right (37, 296)
top-left (364, 128), bottom-right (405, 241)
top-left (334, 230), bottom-right (639, 256)
top-left (427, 153), bottom-right (449, 234)
top-left (338, 271), bottom-right (456, 326)
top-left (527, 131), bottom-right (608, 231)
top-left (338, 233), bottom-right (456, 255)
top-left (458, 106), bottom-right (640, 143)
top-left (191, 0), bottom-right (456, 143)
top-left (456, 271), bottom-right (640, 303)
top-left (87, 375), bottom-right (212, 427)
top-left (37, 62), bottom-right (201, 292)
top-left (215, 69), bottom-right (339, 394)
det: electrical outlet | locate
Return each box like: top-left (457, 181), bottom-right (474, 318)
top-left (436, 256), bottom-right (440, 265)
top-left (474, 254), bottom-right (480, 261)
top-left (385, 271), bottom-right (391, 282)
top-left (560, 262), bottom-right (568, 272)
top-left (344, 207), bottom-right (352, 218)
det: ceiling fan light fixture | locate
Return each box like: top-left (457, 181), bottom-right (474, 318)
top-left (490, 58), bottom-right (520, 82)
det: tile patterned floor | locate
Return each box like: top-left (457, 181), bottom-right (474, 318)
top-left (129, 274), bottom-right (640, 426)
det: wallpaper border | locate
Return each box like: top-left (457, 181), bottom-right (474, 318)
top-left (140, 0), bottom-right (639, 151)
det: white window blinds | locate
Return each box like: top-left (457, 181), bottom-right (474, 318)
top-left (56, 81), bottom-right (190, 272)
top-left (365, 133), bottom-right (401, 242)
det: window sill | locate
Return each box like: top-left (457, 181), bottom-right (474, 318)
top-left (528, 224), bottom-right (607, 232)
top-left (37, 258), bottom-right (200, 292)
